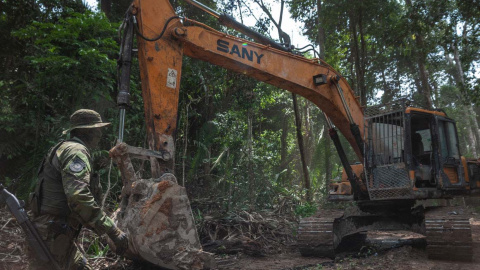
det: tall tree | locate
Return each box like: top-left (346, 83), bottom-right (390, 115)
top-left (315, 0), bottom-right (332, 190)
top-left (254, 0), bottom-right (312, 201)
top-left (1, 2), bottom-right (118, 195)
top-left (292, 93), bottom-right (312, 202)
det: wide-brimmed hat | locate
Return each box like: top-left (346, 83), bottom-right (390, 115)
top-left (62, 109), bottom-right (111, 135)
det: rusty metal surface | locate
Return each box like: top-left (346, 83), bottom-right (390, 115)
top-left (364, 107), bottom-right (413, 200)
top-left (125, 144), bottom-right (171, 161)
top-left (298, 204), bottom-right (426, 259)
top-left (134, 0), bottom-right (183, 176)
top-left (298, 205), bottom-right (474, 262)
top-left (110, 143), bottom-right (215, 269)
top-left (114, 177), bottom-right (216, 269)
top-left (368, 165), bottom-right (413, 200)
top-left (424, 207), bottom-right (473, 261)
top-left (297, 210), bottom-right (343, 258)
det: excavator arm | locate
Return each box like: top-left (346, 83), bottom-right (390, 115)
top-left (129, 0), bottom-right (365, 177)
top-left (113, 1), bottom-right (480, 266)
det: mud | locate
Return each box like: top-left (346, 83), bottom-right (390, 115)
top-left (213, 209), bottom-right (480, 270)
top-left (1, 207), bottom-right (480, 270)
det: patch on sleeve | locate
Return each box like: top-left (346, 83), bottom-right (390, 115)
top-left (69, 157), bottom-right (86, 173)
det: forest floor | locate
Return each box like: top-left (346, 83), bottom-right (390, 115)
top-left (1, 205), bottom-right (480, 270)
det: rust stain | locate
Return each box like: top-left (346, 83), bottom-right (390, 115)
top-left (192, 259), bottom-right (203, 269)
top-left (141, 180), bottom-right (173, 215)
top-left (156, 224), bottom-right (167, 234)
top-left (159, 198), bottom-right (173, 216)
top-left (157, 180), bottom-right (172, 192)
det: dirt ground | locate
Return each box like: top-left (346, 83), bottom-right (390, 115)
top-left (1, 206), bottom-right (480, 270)
top-left (216, 212), bottom-right (480, 270)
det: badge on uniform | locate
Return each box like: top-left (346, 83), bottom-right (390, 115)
top-left (69, 157), bottom-right (86, 173)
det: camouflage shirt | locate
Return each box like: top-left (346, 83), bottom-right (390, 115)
top-left (50, 137), bottom-right (115, 235)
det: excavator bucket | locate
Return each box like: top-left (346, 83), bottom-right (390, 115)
top-left (109, 143), bottom-right (215, 270)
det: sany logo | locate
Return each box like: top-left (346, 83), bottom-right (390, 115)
top-left (217, 39), bottom-right (264, 64)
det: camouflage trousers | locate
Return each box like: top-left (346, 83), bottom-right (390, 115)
top-left (27, 214), bottom-right (91, 270)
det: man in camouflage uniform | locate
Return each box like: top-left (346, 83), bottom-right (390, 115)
top-left (29, 109), bottom-right (128, 269)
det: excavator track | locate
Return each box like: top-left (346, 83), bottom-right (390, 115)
top-left (297, 210), bottom-right (343, 258)
top-left (425, 208), bottom-right (473, 261)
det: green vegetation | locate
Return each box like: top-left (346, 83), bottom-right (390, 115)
top-left (85, 235), bottom-right (110, 258)
top-left (295, 202), bottom-right (318, 218)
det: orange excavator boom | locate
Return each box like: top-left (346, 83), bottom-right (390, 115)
top-left (128, 0), bottom-right (365, 177)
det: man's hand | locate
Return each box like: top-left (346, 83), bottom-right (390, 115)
top-left (107, 226), bottom-right (128, 255)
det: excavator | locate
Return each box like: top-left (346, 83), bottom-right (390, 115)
top-left (110, 0), bottom-right (480, 268)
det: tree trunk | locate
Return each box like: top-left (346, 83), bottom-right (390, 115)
top-left (405, 58), bottom-right (423, 99)
top-left (317, 0), bottom-right (331, 193)
top-left (182, 101), bottom-right (189, 186)
top-left (465, 123), bottom-right (478, 157)
top-left (254, 0), bottom-right (289, 45)
top-left (292, 93), bottom-right (311, 202)
top-left (316, 0), bottom-right (325, 60)
top-left (431, 77), bottom-right (440, 108)
top-left (358, 4), bottom-right (367, 106)
top-left (200, 73), bottom-right (213, 186)
top-left (247, 107), bottom-right (255, 209)
top-left (443, 45), bottom-right (478, 156)
top-left (280, 115), bottom-right (288, 165)
top-left (303, 101), bottom-right (313, 167)
top-left (467, 106), bottom-right (480, 155)
top-left (349, 12), bottom-right (360, 99)
top-left (322, 123), bottom-right (332, 194)
top-left (381, 68), bottom-right (394, 104)
top-left (279, 114), bottom-right (289, 183)
top-left (452, 43), bottom-right (480, 154)
top-left (475, 107), bottom-right (480, 134)
top-left (405, 0), bottom-right (433, 109)
top-left (417, 58), bottom-right (434, 109)
top-left (443, 41), bottom-right (480, 156)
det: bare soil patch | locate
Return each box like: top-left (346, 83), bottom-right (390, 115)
top-left (1, 206), bottom-right (479, 270)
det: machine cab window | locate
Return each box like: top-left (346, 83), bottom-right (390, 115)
top-left (410, 114), bottom-right (432, 165)
top-left (410, 112), bottom-right (434, 187)
top-left (437, 119), bottom-right (460, 163)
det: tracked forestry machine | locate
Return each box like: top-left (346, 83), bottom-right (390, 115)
top-left (112, 0), bottom-right (480, 267)
top-left (298, 100), bottom-right (479, 261)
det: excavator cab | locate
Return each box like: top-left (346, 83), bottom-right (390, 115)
top-left (406, 109), bottom-right (469, 193)
top-left (361, 99), bottom-right (472, 201)
top-left (409, 110), bottom-right (467, 191)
